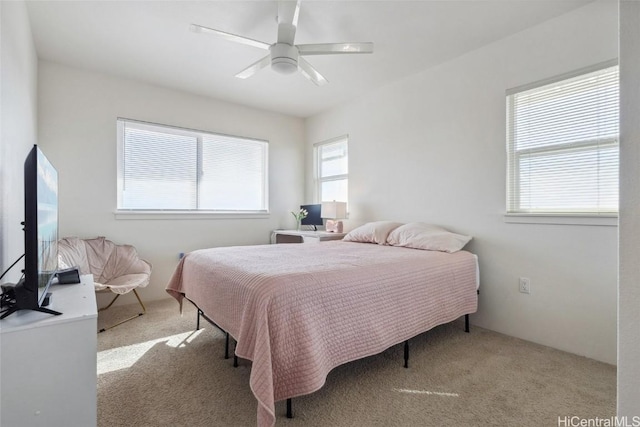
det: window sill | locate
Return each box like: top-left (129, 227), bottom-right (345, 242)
top-left (114, 210), bottom-right (270, 220)
top-left (503, 213), bottom-right (618, 226)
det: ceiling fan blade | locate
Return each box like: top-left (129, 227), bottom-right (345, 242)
top-left (298, 42), bottom-right (374, 56)
top-left (277, 0), bottom-right (301, 45)
top-left (190, 24), bottom-right (270, 50)
top-left (298, 58), bottom-right (327, 86)
top-left (235, 55), bottom-right (272, 79)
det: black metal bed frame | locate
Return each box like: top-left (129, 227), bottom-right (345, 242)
top-left (190, 289), bottom-right (479, 420)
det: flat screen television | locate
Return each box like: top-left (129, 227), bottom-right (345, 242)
top-left (1, 145), bottom-right (61, 318)
top-left (300, 204), bottom-right (323, 231)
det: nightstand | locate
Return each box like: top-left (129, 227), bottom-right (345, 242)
top-left (271, 229), bottom-right (346, 244)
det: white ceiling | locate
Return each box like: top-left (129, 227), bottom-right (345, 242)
top-left (26, 0), bottom-right (592, 118)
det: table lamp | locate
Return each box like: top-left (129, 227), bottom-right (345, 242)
top-left (321, 201), bottom-right (347, 233)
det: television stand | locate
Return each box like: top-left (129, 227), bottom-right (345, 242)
top-left (0, 285), bottom-right (62, 319)
top-left (0, 304), bottom-right (62, 320)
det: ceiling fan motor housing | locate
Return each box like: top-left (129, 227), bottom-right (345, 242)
top-left (270, 43), bottom-right (299, 74)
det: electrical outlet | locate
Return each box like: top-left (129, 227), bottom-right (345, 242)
top-left (519, 277), bottom-right (531, 294)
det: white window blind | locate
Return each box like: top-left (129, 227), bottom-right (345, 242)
top-left (117, 119), bottom-right (268, 212)
top-left (506, 64), bottom-right (619, 215)
top-left (316, 136), bottom-right (348, 203)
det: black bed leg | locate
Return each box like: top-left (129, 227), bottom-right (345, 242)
top-left (286, 398), bottom-right (293, 419)
top-left (233, 340), bottom-right (238, 367)
top-left (404, 340), bottom-right (409, 368)
top-left (465, 314), bottom-right (470, 333)
top-left (224, 333), bottom-right (230, 359)
top-left (196, 309), bottom-right (201, 330)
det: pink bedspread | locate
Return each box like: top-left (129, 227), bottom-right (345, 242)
top-left (166, 241), bottom-right (478, 427)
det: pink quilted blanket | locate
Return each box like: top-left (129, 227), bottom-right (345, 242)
top-left (166, 241), bottom-right (478, 427)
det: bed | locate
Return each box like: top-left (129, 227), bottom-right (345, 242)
top-left (166, 225), bottom-right (479, 427)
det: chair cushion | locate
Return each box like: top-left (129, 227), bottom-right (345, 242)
top-left (58, 237), bottom-right (91, 274)
top-left (90, 239), bottom-right (151, 284)
top-left (83, 237), bottom-right (116, 281)
top-left (96, 273), bottom-right (151, 295)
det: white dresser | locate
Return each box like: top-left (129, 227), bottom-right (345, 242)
top-left (0, 274), bottom-right (97, 427)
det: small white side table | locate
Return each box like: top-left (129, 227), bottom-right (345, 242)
top-left (271, 229), bottom-right (346, 244)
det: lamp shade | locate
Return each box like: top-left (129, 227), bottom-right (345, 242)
top-left (321, 201), bottom-right (347, 219)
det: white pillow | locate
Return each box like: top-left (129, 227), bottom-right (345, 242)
top-left (386, 222), bottom-right (472, 253)
top-left (343, 221), bottom-right (404, 245)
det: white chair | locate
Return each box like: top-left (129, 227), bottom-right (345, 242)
top-left (58, 236), bottom-right (151, 332)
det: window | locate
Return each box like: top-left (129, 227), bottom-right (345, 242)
top-left (506, 63), bottom-right (619, 216)
top-left (316, 136), bottom-right (348, 203)
top-left (117, 119), bottom-right (268, 213)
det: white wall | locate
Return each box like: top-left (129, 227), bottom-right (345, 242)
top-left (37, 61), bottom-right (305, 305)
top-left (305, 1), bottom-right (618, 364)
top-left (0, 0), bottom-right (38, 283)
top-left (618, 0), bottom-right (640, 416)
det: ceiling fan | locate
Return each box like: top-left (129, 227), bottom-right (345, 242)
top-left (190, 0), bottom-right (374, 86)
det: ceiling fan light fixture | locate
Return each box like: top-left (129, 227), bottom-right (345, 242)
top-left (269, 43), bottom-right (299, 74)
top-left (271, 57), bottom-right (298, 74)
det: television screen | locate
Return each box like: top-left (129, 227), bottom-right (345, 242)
top-left (36, 148), bottom-right (58, 297)
top-left (300, 204), bottom-right (323, 229)
top-left (24, 145), bottom-right (59, 307)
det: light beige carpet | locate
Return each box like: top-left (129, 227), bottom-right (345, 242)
top-left (97, 299), bottom-right (615, 427)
